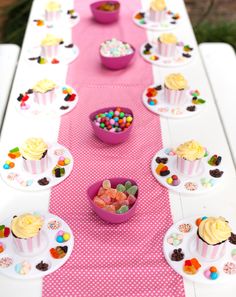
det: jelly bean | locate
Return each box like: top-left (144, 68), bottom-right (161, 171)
top-left (210, 272), bottom-right (218, 280)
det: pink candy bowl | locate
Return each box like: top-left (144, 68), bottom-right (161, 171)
top-left (89, 107), bottom-right (134, 145)
top-left (87, 178), bottom-right (138, 224)
top-left (100, 43), bottom-right (135, 70)
top-left (90, 1), bottom-right (120, 24)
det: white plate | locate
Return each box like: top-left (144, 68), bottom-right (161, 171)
top-left (0, 212), bottom-right (74, 279)
top-left (0, 143), bottom-right (73, 192)
top-left (163, 216), bottom-right (236, 284)
top-left (32, 9), bottom-right (80, 29)
top-left (140, 40), bottom-right (194, 67)
top-left (133, 10), bottom-right (180, 31)
top-left (142, 84), bottom-right (206, 119)
top-left (15, 84), bottom-right (79, 118)
top-left (26, 43), bottom-right (79, 65)
top-left (151, 148), bottom-right (224, 195)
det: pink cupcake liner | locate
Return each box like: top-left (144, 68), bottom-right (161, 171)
top-left (13, 232), bottom-right (41, 254)
top-left (149, 9), bottom-right (166, 23)
top-left (41, 44), bottom-right (59, 58)
top-left (176, 156), bottom-right (202, 177)
top-left (34, 89), bottom-right (56, 106)
top-left (196, 234), bottom-right (227, 260)
top-left (22, 154), bottom-right (49, 174)
top-left (164, 86), bottom-right (188, 105)
top-left (45, 10), bottom-right (61, 22)
top-left (157, 39), bottom-right (177, 57)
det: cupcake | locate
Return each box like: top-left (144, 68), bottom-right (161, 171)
top-left (33, 79), bottom-right (57, 105)
top-left (175, 140), bottom-right (205, 176)
top-left (45, 0), bottom-right (61, 22)
top-left (196, 217), bottom-right (231, 260)
top-left (11, 213), bottom-right (44, 254)
top-left (20, 138), bottom-right (49, 174)
top-left (164, 73), bottom-right (189, 105)
top-left (40, 34), bottom-right (63, 59)
top-left (149, 0), bottom-right (167, 23)
top-left (157, 33), bottom-right (177, 57)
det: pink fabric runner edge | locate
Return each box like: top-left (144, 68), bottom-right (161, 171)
top-left (43, 1), bottom-right (185, 296)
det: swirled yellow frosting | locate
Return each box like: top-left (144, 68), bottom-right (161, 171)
top-left (11, 213), bottom-right (44, 239)
top-left (159, 33), bottom-right (177, 44)
top-left (33, 79), bottom-right (56, 93)
top-left (45, 1), bottom-right (61, 12)
top-left (150, 0), bottom-right (166, 11)
top-left (21, 138), bottom-right (48, 160)
top-left (165, 73), bottom-right (188, 90)
top-left (41, 34), bottom-right (62, 46)
top-left (175, 140), bottom-right (205, 161)
top-left (198, 217), bottom-right (231, 245)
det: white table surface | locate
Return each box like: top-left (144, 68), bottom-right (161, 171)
top-left (0, 0), bottom-right (236, 296)
top-left (199, 42), bottom-right (236, 167)
top-left (0, 44), bottom-right (20, 130)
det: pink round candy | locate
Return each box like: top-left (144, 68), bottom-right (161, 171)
top-left (95, 122), bottom-right (100, 127)
top-left (204, 270), bottom-right (211, 279)
top-left (110, 119), bottom-right (115, 125)
top-left (59, 156), bottom-right (65, 161)
top-left (57, 230), bottom-right (64, 236)
top-left (114, 111), bottom-right (120, 116)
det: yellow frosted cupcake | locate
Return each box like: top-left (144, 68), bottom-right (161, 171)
top-left (45, 1), bottom-right (61, 22)
top-left (164, 73), bottom-right (189, 105)
top-left (33, 79), bottom-right (57, 105)
top-left (40, 34), bottom-right (63, 58)
top-left (149, 0), bottom-right (167, 23)
top-left (196, 216), bottom-right (231, 260)
top-left (175, 140), bottom-right (205, 176)
top-left (11, 213), bottom-right (44, 254)
top-left (21, 138), bottom-right (49, 174)
top-left (157, 33), bottom-right (177, 57)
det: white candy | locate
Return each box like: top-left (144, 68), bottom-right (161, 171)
top-left (100, 38), bottom-right (133, 57)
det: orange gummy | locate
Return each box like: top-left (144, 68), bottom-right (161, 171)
top-left (93, 196), bottom-right (106, 208)
top-left (183, 265), bottom-right (197, 275)
top-left (58, 160), bottom-right (65, 166)
top-left (115, 191), bottom-right (127, 202)
top-left (50, 248), bottom-right (59, 259)
top-left (0, 246), bottom-right (4, 253)
top-left (191, 258), bottom-right (201, 270)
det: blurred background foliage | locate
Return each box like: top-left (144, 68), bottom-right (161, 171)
top-left (0, 0), bottom-right (236, 49)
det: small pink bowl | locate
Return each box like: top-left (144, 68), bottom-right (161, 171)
top-left (90, 1), bottom-right (120, 24)
top-left (87, 178), bottom-right (138, 224)
top-left (100, 42), bottom-right (135, 70)
top-left (89, 107), bottom-right (134, 145)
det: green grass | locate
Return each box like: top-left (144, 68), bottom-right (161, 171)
top-left (194, 21), bottom-right (236, 50)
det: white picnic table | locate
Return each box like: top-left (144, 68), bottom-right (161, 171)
top-left (0, 0), bottom-right (236, 296)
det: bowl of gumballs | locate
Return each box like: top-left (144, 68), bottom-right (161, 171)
top-left (90, 1), bottom-right (120, 24)
top-left (100, 38), bottom-right (135, 70)
top-left (89, 106), bottom-right (134, 145)
top-left (87, 178), bottom-right (138, 224)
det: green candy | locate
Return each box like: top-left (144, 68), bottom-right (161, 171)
top-left (119, 112), bottom-right (125, 119)
top-left (10, 147), bottom-right (19, 153)
top-left (116, 184), bottom-right (126, 192)
top-left (100, 123), bottom-right (105, 128)
top-left (125, 181), bottom-right (132, 190)
top-left (116, 205), bottom-right (129, 214)
top-left (0, 225), bottom-right (4, 230)
top-left (127, 185), bottom-right (138, 196)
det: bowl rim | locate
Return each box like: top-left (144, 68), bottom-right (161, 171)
top-left (90, 1), bottom-right (121, 13)
top-left (87, 177), bottom-right (138, 217)
top-left (99, 40), bottom-right (136, 59)
top-left (89, 106), bottom-right (134, 135)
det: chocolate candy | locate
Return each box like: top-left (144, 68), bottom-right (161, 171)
top-left (38, 177), bottom-right (50, 186)
top-left (156, 163), bottom-right (170, 176)
top-left (209, 169), bottom-right (224, 178)
top-left (93, 107), bottom-right (133, 133)
top-left (36, 261), bottom-right (49, 271)
top-left (229, 232), bottom-right (236, 245)
top-left (186, 106), bottom-right (196, 112)
top-left (208, 155), bottom-right (222, 166)
top-left (171, 248), bottom-right (184, 261)
top-left (52, 166), bottom-right (65, 178)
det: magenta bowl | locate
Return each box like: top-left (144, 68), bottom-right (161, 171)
top-left (90, 1), bottom-right (120, 24)
top-left (89, 107), bottom-right (134, 145)
top-left (100, 43), bottom-right (135, 70)
top-left (87, 177), bottom-right (138, 224)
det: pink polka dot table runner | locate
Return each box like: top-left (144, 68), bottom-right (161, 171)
top-left (43, 0), bottom-right (185, 296)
